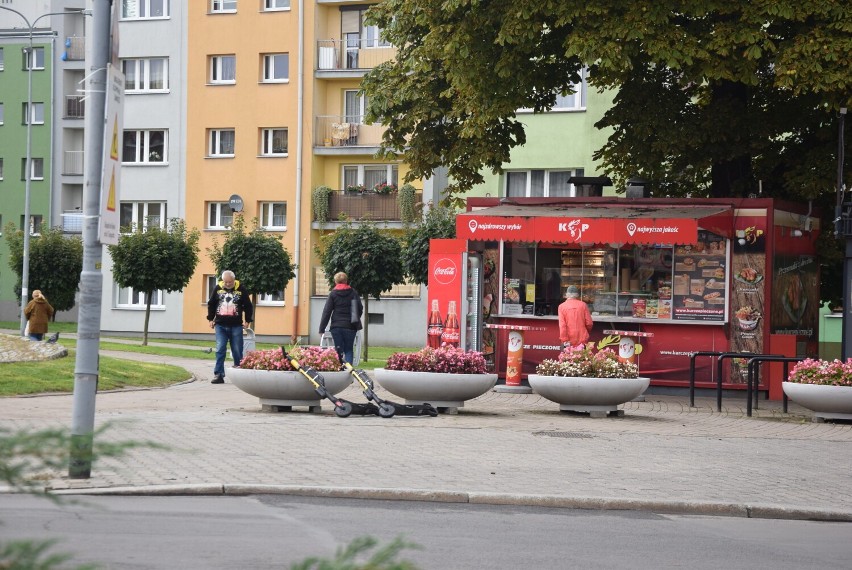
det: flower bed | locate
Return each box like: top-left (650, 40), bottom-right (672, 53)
top-left (385, 346), bottom-right (488, 374)
top-left (535, 343), bottom-right (638, 378)
top-left (239, 346), bottom-right (341, 372)
top-left (787, 358), bottom-right (852, 386)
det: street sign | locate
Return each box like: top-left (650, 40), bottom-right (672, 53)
top-left (99, 63), bottom-right (124, 245)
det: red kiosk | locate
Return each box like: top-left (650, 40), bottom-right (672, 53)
top-left (427, 197), bottom-right (821, 399)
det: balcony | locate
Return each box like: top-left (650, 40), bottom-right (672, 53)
top-left (62, 36), bottom-right (85, 61)
top-left (314, 190), bottom-right (422, 224)
top-left (63, 150), bottom-right (84, 175)
top-left (316, 38), bottom-right (396, 73)
top-left (315, 115), bottom-right (385, 152)
top-left (61, 211), bottom-right (83, 233)
top-left (65, 95), bottom-right (85, 119)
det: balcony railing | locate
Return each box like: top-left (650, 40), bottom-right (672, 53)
top-left (62, 211), bottom-right (83, 233)
top-left (65, 95), bottom-right (85, 119)
top-left (316, 38), bottom-right (396, 71)
top-left (63, 150), bottom-right (84, 175)
top-left (317, 190), bottom-right (422, 222)
top-left (62, 36), bottom-right (85, 61)
top-left (315, 115), bottom-right (384, 148)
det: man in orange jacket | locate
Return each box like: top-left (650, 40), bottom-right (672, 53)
top-left (558, 285), bottom-right (593, 348)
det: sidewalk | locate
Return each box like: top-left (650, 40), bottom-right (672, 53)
top-left (2, 340), bottom-right (852, 521)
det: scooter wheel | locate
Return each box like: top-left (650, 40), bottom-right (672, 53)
top-left (335, 402), bottom-right (353, 418)
top-left (378, 402), bottom-right (395, 418)
top-left (425, 404), bottom-right (439, 417)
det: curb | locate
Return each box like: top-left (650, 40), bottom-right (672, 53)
top-left (45, 484), bottom-right (852, 522)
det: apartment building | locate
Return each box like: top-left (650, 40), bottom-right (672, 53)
top-left (0, 0), bottom-right (88, 321)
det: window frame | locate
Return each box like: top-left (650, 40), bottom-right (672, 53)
top-left (119, 201), bottom-right (167, 232)
top-left (207, 202), bottom-right (234, 229)
top-left (263, 0), bottom-right (290, 11)
top-left (20, 214), bottom-right (44, 236)
top-left (116, 285), bottom-right (165, 309)
top-left (21, 158), bottom-right (44, 181)
top-left (122, 129), bottom-right (168, 164)
top-left (260, 127), bottom-right (288, 156)
top-left (261, 53), bottom-right (289, 83)
top-left (504, 169), bottom-right (582, 198)
top-left (208, 129), bottom-right (235, 157)
top-left (210, 0), bottom-right (237, 14)
top-left (209, 55), bottom-right (236, 84)
top-left (122, 57), bottom-right (169, 93)
top-left (259, 201), bottom-right (287, 230)
top-left (23, 47), bottom-right (45, 71)
top-left (258, 289), bottom-right (285, 306)
top-left (121, 0), bottom-right (170, 20)
top-left (0, 47), bottom-right (4, 71)
top-left (0, 158), bottom-right (4, 181)
top-left (0, 102), bottom-right (4, 125)
top-left (342, 164), bottom-right (398, 189)
top-left (23, 102), bottom-right (46, 125)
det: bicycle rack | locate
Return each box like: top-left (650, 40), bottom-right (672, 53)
top-left (745, 355), bottom-right (805, 417)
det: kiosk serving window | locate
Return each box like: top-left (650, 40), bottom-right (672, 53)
top-left (500, 231), bottom-right (728, 322)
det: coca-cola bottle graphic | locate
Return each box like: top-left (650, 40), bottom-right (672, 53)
top-left (427, 300), bottom-right (444, 349)
top-left (440, 300), bottom-right (460, 348)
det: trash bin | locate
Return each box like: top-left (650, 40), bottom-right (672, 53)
top-left (243, 328), bottom-right (256, 354)
top-left (320, 329), bottom-right (361, 366)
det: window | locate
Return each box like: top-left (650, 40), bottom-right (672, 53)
top-left (211, 0), bottom-right (237, 13)
top-left (122, 129), bottom-right (167, 163)
top-left (208, 202), bottom-right (234, 229)
top-left (21, 158), bottom-right (44, 180)
top-left (261, 53), bottom-right (289, 82)
top-left (117, 286), bottom-right (164, 309)
top-left (260, 128), bottom-right (287, 156)
top-left (506, 169), bottom-right (581, 198)
top-left (0, 158), bottom-right (4, 180)
top-left (519, 69), bottom-right (587, 113)
top-left (0, 47), bottom-right (4, 71)
top-left (0, 102), bottom-right (4, 124)
top-left (121, 0), bottom-right (169, 19)
top-left (258, 290), bottom-right (285, 305)
top-left (342, 164), bottom-right (398, 190)
top-left (120, 201), bottom-right (166, 231)
top-left (208, 129), bottom-right (235, 157)
top-left (363, 24), bottom-right (390, 48)
top-left (122, 58), bottom-right (169, 92)
top-left (21, 215), bottom-right (44, 235)
top-left (343, 90), bottom-right (368, 123)
top-left (260, 202), bottom-right (286, 229)
top-left (23, 102), bottom-right (45, 125)
top-left (210, 55), bottom-right (236, 84)
top-left (23, 47), bottom-right (45, 71)
top-left (264, 0), bottom-right (290, 10)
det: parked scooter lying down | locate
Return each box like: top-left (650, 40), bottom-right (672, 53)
top-left (343, 362), bottom-right (438, 418)
top-left (281, 347), bottom-right (380, 418)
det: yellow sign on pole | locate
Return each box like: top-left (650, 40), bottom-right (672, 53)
top-left (99, 64), bottom-right (124, 245)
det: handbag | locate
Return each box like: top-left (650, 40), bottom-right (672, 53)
top-left (350, 297), bottom-right (360, 324)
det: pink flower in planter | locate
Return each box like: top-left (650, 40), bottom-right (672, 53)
top-left (386, 346), bottom-right (487, 374)
top-left (240, 346), bottom-right (341, 372)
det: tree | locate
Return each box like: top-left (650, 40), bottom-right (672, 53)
top-left (363, 0), bottom-right (851, 301)
top-left (401, 206), bottom-right (457, 285)
top-left (4, 225), bottom-right (83, 313)
top-left (207, 215), bottom-right (296, 325)
top-left (318, 223), bottom-right (405, 360)
top-left (108, 220), bottom-right (200, 345)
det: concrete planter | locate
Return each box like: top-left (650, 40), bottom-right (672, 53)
top-left (782, 382), bottom-right (852, 421)
top-left (528, 375), bottom-right (651, 417)
top-left (228, 367), bottom-right (352, 412)
top-left (373, 368), bottom-right (497, 412)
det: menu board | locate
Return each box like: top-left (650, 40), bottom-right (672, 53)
top-left (671, 231), bottom-right (727, 321)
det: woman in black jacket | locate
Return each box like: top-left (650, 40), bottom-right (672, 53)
top-left (318, 272), bottom-right (363, 364)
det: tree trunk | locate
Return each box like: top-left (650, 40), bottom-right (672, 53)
top-left (143, 293), bottom-right (152, 346)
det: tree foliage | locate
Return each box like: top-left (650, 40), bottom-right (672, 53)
top-left (4, 224), bottom-right (82, 313)
top-left (401, 207), bottom-right (457, 285)
top-left (108, 219), bottom-right (200, 344)
top-left (318, 223), bottom-right (405, 360)
top-left (363, 0), bottom-right (851, 303)
top-left (207, 215), bottom-right (297, 316)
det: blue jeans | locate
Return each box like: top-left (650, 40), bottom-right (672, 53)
top-left (214, 324), bottom-right (244, 376)
top-left (29, 333), bottom-right (44, 341)
top-left (330, 327), bottom-right (357, 365)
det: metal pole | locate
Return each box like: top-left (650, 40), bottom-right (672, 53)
top-left (0, 7), bottom-right (88, 336)
top-left (837, 108), bottom-right (849, 361)
top-left (69, 0), bottom-right (110, 479)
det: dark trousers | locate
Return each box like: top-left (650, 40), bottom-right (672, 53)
top-left (330, 327), bottom-right (357, 364)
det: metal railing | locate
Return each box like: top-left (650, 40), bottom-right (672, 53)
top-left (65, 95), bottom-right (85, 118)
top-left (688, 351), bottom-right (783, 411)
top-left (61, 211), bottom-right (83, 233)
top-left (746, 356), bottom-right (805, 417)
top-left (316, 38), bottom-right (396, 71)
top-left (320, 190), bottom-right (422, 222)
top-left (315, 115), bottom-right (385, 148)
top-left (63, 36), bottom-right (85, 61)
top-left (63, 150), bottom-right (84, 175)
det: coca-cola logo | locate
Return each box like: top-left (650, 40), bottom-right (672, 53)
top-left (433, 258), bottom-right (458, 285)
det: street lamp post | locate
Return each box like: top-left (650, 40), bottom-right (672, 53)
top-left (0, 6), bottom-right (87, 335)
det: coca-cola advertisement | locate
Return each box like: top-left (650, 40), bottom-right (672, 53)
top-left (426, 239), bottom-right (466, 349)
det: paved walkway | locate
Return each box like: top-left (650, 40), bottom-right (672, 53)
top-left (2, 336), bottom-right (852, 521)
